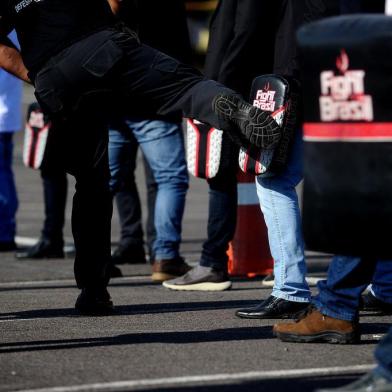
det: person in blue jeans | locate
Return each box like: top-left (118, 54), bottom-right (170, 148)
top-left (107, 0), bottom-right (193, 280)
top-left (271, 256), bottom-right (392, 391)
top-left (0, 31), bottom-right (22, 252)
top-left (109, 120), bottom-right (156, 269)
top-left (274, 256), bottom-right (390, 341)
top-left (109, 117), bottom-right (190, 282)
top-left (163, 1), bottom-right (328, 317)
top-left (274, 258), bottom-right (391, 391)
top-left (256, 131), bottom-right (310, 299)
top-left (234, 129), bottom-right (311, 319)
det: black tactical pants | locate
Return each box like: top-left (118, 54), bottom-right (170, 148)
top-left (33, 27), bottom-right (234, 290)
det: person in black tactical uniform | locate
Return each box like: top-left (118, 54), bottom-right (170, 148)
top-left (0, 0), bottom-right (282, 315)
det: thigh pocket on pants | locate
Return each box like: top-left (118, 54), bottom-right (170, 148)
top-left (34, 88), bottom-right (64, 114)
top-left (151, 52), bottom-right (179, 73)
top-left (34, 67), bottom-right (67, 114)
top-left (82, 39), bottom-right (124, 78)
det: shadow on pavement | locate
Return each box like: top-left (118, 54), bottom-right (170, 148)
top-left (0, 326), bottom-right (272, 353)
top-left (0, 299), bottom-right (259, 319)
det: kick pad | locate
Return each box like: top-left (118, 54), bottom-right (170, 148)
top-left (23, 102), bottom-right (51, 170)
top-left (298, 15), bottom-right (392, 257)
top-left (239, 74), bottom-right (299, 177)
top-left (186, 119), bottom-right (232, 179)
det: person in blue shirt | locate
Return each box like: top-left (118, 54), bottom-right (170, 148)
top-left (0, 31), bottom-right (22, 252)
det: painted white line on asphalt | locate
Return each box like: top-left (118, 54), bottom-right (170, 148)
top-left (0, 318), bottom-right (44, 323)
top-left (0, 279), bottom-right (76, 288)
top-left (16, 365), bottom-right (374, 392)
top-left (0, 276), bottom-right (149, 289)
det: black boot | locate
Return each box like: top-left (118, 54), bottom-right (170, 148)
top-left (75, 287), bottom-right (114, 315)
top-left (213, 94), bottom-right (282, 149)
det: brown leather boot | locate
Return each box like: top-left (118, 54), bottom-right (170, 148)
top-left (273, 306), bottom-right (359, 344)
top-left (151, 257), bottom-right (191, 282)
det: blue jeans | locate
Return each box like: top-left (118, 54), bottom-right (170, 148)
top-left (313, 255), bottom-right (378, 321)
top-left (255, 131), bottom-right (310, 302)
top-left (369, 260), bottom-right (392, 304)
top-left (0, 133), bottom-right (18, 242)
top-left (109, 119), bottom-right (188, 260)
top-left (375, 326), bottom-right (392, 381)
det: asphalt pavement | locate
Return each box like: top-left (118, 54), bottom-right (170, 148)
top-left (0, 86), bottom-right (390, 392)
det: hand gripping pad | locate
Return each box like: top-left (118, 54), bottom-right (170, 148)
top-left (23, 102), bottom-right (51, 170)
top-left (239, 74), bottom-right (298, 177)
top-left (186, 119), bottom-right (231, 179)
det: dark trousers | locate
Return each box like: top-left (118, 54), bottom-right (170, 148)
top-left (114, 154), bottom-right (157, 257)
top-left (40, 167), bottom-right (67, 245)
top-left (70, 105), bottom-right (112, 290)
top-left (40, 94), bottom-right (112, 290)
top-left (33, 28), bottom-right (234, 290)
top-left (200, 140), bottom-right (239, 272)
top-left (143, 159), bottom-right (157, 256)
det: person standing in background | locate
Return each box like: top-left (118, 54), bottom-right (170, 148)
top-left (107, 0), bottom-right (155, 267)
top-left (0, 30), bottom-right (22, 252)
top-left (16, 114), bottom-right (69, 260)
top-left (107, 0), bottom-right (193, 281)
top-left (165, 1), bottom-right (324, 320)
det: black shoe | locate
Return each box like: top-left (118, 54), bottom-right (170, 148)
top-left (0, 240), bottom-right (17, 252)
top-left (163, 265), bottom-right (232, 291)
top-left (235, 295), bottom-right (309, 319)
top-left (16, 237), bottom-right (64, 259)
top-left (317, 370), bottom-right (392, 391)
top-left (212, 93), bottom-right (282, 149)
top-left (109, 264), bottom-right (123, 278)
top-left (361, 291), bottom-right (392, 315)
top-left (75, 288), bottom-right (114, 315)
top-left (111, 243), bottom-right (146, 265)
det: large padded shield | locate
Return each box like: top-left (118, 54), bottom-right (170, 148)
top-left (239, 74), bottom-right (299, 177)
top-left (186, 119), bottom-right (232, 179)
top-left (298, 15), bottom-right (392, 257)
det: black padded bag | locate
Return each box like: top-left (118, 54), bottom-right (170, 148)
top-left (298, 15), bottom-right (392, 258)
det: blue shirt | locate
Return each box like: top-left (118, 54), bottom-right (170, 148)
top-left (0, 31), bottom-right (23, 133)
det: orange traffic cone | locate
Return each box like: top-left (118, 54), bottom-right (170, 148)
top-left (228, 171), bottom-right (274, 277)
